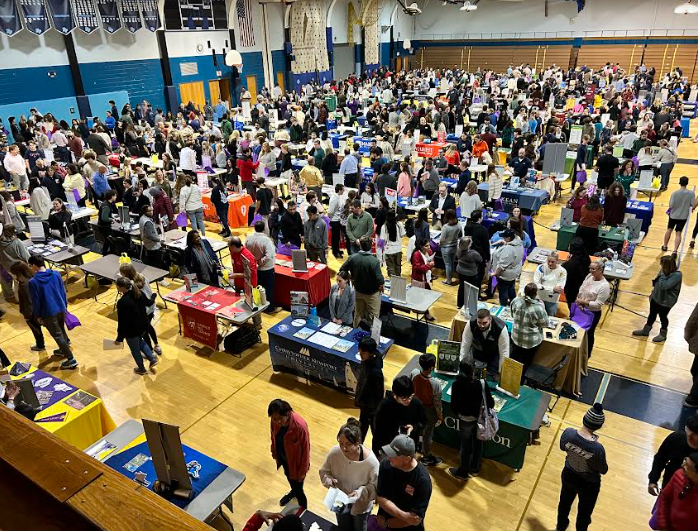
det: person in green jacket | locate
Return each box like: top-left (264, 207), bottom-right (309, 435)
top-left (616, 159), bottom-right (635, 197)
top-left (339, 237), bottom-right (384, 327)
top-left (220, 114), bottom-right (233, 141)
top-left (345, 200), bottom-right (375, 255)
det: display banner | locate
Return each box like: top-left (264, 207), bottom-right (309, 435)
top-left (138, 0), bottom-right (158, 31)
top-left (96, 0), bottom-right (120, 33)
top-left (0, 0), bottom-right (23, 36)
top-left (178, 302), bottom-right (218, 349)
top-left (119, 0), bottom-right (139, 32)
top-left (73, 0), bottom-right (98, 33)
top-left (46, 0), bottom-right (74, 33)
top-left (20, 0), bottom-right (51, 35)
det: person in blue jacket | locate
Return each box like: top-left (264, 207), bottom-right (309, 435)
top-left (27, 255), bottom-right (78, 369)
top-left (490, 218), bottom-right (531, 249)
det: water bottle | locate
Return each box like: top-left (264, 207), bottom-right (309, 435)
top-left (310, 306), bottom-right (317, 316)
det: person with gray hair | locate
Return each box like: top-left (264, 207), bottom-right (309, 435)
top-left (576, 261), bottom-right (610, 356)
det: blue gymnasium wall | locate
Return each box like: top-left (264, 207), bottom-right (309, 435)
top-left (272, 50), bottom-right (288, 91)
top-left (238, 51), bottom-right (265, 96)
top-left (170, 52), bottom-right (231, 104)
top-left (0, 65), bottom-right (75, 106)
top-left (87, 91), bottom-right (131, 118)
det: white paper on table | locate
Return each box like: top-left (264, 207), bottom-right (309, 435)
top-left (103, 339), bottom-right (123, 351)
top-left (307, 331), bottom-right (340, 349)
top-left (321, 321), bottom-right (342, 335)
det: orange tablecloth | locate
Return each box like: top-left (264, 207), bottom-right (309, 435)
top-left (202, 193), bottom-right (254, 228)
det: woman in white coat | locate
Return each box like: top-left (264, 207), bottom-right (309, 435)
top-left (28, 178), bottom-right (52, 221)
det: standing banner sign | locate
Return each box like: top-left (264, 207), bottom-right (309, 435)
top-left (20, 0), bottom-right (51, 35)
top-left (119, 0), bottom-right (140, 32)
top-left (0, 0), bottom-right (23, 35)
top-left (96, 0), bottom-right (120, 33)
top-left (73, 0), bottom-right (99, 33)
top-left (46, 0), bottom-right (75, 34)
top-left (138, 0), bottom-right (158, 31)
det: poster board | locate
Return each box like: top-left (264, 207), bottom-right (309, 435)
top-left (292, 249), bottom-right (308, 272)
top-left (389, 275), bottom-right (406, 302)
top-left (241, 253), bottom-right (256, 310)
top-left (385, 188), bottom-right (397, 207)
top-left (498, 358), bottom-right (523, 398)
top-left (568, 126), bottom-right (583, 145)
top-left (290, 291), bottom-right (309, 317)
top-left (435, 340), bottom-right (460, 376)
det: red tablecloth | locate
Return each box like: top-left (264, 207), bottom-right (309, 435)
top-left (174, 286), bottom-right (243, 348)
top-left (202, 193), bottom-right (254, 228)
top-left (273, 253), bottom-right (331, 309)
top-left (415, 141), bottom-right (447, 158)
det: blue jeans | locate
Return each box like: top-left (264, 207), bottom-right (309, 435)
top-left (125, 336), bottom-right (156, 371)
top-left (544, 301), bottom-right (559, 316)
top-left (187, 208), bottom-right (206, 235)
top-left (456, 419), bottom-right (482, 475)
top-left (441, 245), bottom-right (457, 283)
top-left (497, 278), bottom-right (516, 306)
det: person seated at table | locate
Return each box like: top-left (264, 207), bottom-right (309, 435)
top-left (471, 135), bottom-right (489, 160)
top-left (428, 183), bottom-right (456, 229)
top-left (491, 218), bottom-right (531, 249)
top-left (0, 380), bottom-right (37, 420)
top-left (533, 251), bottom-right (567, 316)
top-left (410, 239), bottom-right (436, 322)
top-left (575, 195), bottom-right (603, 254)
top-left (361, 182), bottom-right (380, 218)
top-left (228, 236), bottom-right (258, 291)
top-left (184, 229), bottom-right (220, 287)
top-left (329, 270), bottom-right (355, 326)
top-left (603, 182), bottom-right (627, 227)
top-left (566, 186), bottom-right (589, 223)
top-left (444, 144), bottom-right (460, 176)
top-left (459, 180), bottom-right (482, 220)
top-left (459, 307), bottom-right (510, 378)
top-left (47, 198), bottom-right (73, 242)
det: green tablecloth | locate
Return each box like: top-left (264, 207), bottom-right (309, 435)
top-left (556, 224), bottom-right (627, 252)
top-left (398, 356), bottom-right (549, 470)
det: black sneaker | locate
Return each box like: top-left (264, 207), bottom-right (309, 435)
top-left (684, 398), bottom-right (698, 408)
top-left (149, 358), bottom-right (159, 372)
top-left (279, 491), bottom-right (295, 506)
top-left (420, 455), bottom-right (434, 466)
top-left (30, 345), bottom-right (46, 352)
top-left (53, 349), bottom-right (66, 357)
top-left (447, 467), bottom-right (468, 480)
top-left (60, 358), bottom-right (78, 370)
top-left (133, 367), bottom-right (147, 375)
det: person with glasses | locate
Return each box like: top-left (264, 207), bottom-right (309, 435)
top-left (656, 452), bottom-right (698, 530)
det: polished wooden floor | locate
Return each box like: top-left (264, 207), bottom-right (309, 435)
top-left (2, 135), bottom-right (698, 530)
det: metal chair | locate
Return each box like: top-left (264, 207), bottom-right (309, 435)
top-left (523, 353), bottom-right (569, 412)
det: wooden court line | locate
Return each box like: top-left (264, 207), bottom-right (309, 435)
top-left (594, 373), bottom-right (612, 405)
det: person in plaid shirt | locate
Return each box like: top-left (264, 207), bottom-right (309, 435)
top-left (510, 283), bottom-right (549, 373)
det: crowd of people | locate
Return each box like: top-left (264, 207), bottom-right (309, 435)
top-left (1, 59), bottom-right (698, 530)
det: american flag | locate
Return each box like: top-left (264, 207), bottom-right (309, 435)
top-left (236, 0), bottom-right (255, 47)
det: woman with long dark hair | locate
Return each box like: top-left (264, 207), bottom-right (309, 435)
top-left (380, 209), bottom-right (405, 278)
top-left (575, 195), bottom-right (603, 253)
top-left (119, 263), bottom-right (162, 355)
top-left (562, 237), bottom-right (591, 310)
top-left (113, 277), bottom-right (158, 375)
top-left (183, 230), bottom-right (220, 287)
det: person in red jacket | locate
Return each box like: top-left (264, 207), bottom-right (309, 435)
top-left (236, 146), bottom-right (259, 199)
top-left (411, 238), bottom-right (436, 321)
top-left (269, 399), bottom-right (310, 509)
top-left (241, 510), bottom-right (302, 531)
top-left (656, 452), bottom-right (698, 531)
top-left (228, 236), bottom-right (258, 291)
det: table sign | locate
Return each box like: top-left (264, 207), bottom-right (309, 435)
top-left (497, 358), bottom-right (523, 399)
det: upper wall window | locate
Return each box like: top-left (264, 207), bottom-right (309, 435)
top-left (164, 0), bottom-right (228, 30)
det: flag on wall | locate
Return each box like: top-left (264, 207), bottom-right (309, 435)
top-left (236, 0), bottom-right (254, 47)
top-left (138, 0), bottom-right (158, 31)
top-left (46, 0), bottom-right (75, 34)
top-left (0, 0), bottom-right (23, 36)
top-left (120, 0), bottom-right (140, 33)
top-left (96, 0), bottom-right (121, 33)
top-left (73, 0), bottom-right (98, 33)
top-left (19, 0), bottom-right (51, 35)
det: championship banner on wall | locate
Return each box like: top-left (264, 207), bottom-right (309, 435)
top-left (96, 0), bottom-right (121, 33)
top-left (20, 0), bottom-right (51, 35)
top-left (73, 0), bottom-right (99, 33)
top-left (119, 0), bottom-right (140, 33)
top-left (0, 0), bottom-right (23, 36)
top-left (138, 0), bottom-right (158, 31)
top-left (46, 0), bottom-right (75, 34)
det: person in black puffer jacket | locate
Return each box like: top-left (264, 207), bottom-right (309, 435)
top-left (354, 337), bottom-right (385, 442)
top-left (113, 277), bottom-right (158, 375)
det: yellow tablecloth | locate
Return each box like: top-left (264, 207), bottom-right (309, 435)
top-left (12, 366), bottom-right (116, 450)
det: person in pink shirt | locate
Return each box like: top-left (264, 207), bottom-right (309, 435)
top-left (397, 161), bottom-right (413, 198)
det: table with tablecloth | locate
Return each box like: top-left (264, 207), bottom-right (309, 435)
top-left (10, 365), bottom-right (116, 450)
top-left (268, 315), bottom-right (393, 392)
top-left (415, 141), bottom-right (447, 159)
top-left (556, 224), bottom-right (627, 252)
top-left (397, 356), bottom-right (549, 470)
top-left (202, 192), bottom-right (254, 228)
top-left (477, 183), bottom-right (548, 214)
top-left (329, 133), bottom-right (348, 149)
top-left (274, 254), bottom-right (331, 309)
top-left (449, 306), bottom-right (588, 396)
top-left (625, 199), bottom-right (654, 233)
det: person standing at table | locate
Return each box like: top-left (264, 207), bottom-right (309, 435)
top-left (647, 414), bottom-right (698, 495)
top-left (410, 354), bottom-right (443, 467)
top-left (4, 145), bottom-right (28, 190)
top-left (533, 251), bottom-right (567, 316)
top-left (237, 147), bottom-right (259, 200)
top-left (556, 403), bottom-right (608, 531)
top-left (575, 195), bottom-right (603, 254)
top-left (487, 164), bottom-right (503, 208)
top-left (184, 230), bottom-right (220, 287)
top-left (339, 147), bottom-right (360, 190)
top-left (439, 210), bottom-right (462, 287)
top-left (319, 417), bottom-right (380, 531)
top-left (340, 237), bottom-right (384, 328)
top-left (355, 336), bottom-right (384, 441)
top-left (346, 200), bottom-right (374, 256)
top-left (510, 283), bottom-right (549, 373)
top-left (417, 158), bottom-right (440, 200)
top-left (410, 239), bottom-right (436, 322)
top-left (602, 183), bottom-right (627, 227)
top-left (459, 180), bottom-right (482, 220)
top-left (228, 236), bottom-right (258, 291)
top-left (594, 145), bottom-right (619, 191)
top-left (329, 183), bottom-right (346, 259)
top-left (576, 261), bottom-right (610, 356)
top-left (268, 399), bottom-right (310, 509)
top-left (304, 205), bottom-right (328, 264)
top-left (179, 176), bottom-right (206, 236)
top-left (179, 141), bottom-right (197, 177)
top-left (463, 209), bottom-right (490, 295)
top-left (491, 228), bottom-right (523, 307)
top-left (664, 176), bottom-right (695, 255)
top-left (246, 221), bottom-right (280, 314)
top-left (633, 255), bottom-right (682, 343)
top-left (428, 183), bottom-right (455, 229)
top-left (380, 210), bottom-right (405, 278)
top-left (300, 157), bottom-right (324, 198)
top-left (211, 177), bottom-right (231, 238)
top-left (280, 200), bottom-right (304, 248)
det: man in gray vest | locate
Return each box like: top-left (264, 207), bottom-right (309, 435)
top-left (458, 308), bottom-right (510, 377)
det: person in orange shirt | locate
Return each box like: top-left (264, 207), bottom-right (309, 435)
top-left (444, 144), bottom-right (460, 176)
top-left (471, 135), bottom-right (489, 159)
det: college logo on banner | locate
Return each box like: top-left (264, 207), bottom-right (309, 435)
top-left (46, 0), bottom-right (75, 34)
top-left (73, 0), bottom-right (99, 33)
top-left (119, 0), bottom-right (140, 32)
top-left (138, 0), bottom-right (158, 31)
top-left (96, 0), bottom-right (121, 33)
top-left (20, 0), bottom-right (51, 35)
top-left (0, 0), bottom-right (23, 35)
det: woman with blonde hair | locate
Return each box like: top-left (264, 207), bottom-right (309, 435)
top-left (459, 180), bottom-right (482, 219)
top-left (258, 141), bottom-right (277, 178)
top-left (119, 263), bottom-right (161, 355)
top-left (201, 141), bottom-right (214, 169)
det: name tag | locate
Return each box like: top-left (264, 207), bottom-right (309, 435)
top-left (404, 484), bottom-right (414, 496)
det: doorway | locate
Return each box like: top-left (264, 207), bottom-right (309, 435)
top-left (179, 81), bottom-right (206, 110)
top-left (208, 80), bottom-right (221, 105)
top-left (276, 71), bottom-right (285, 94)
top-left (245, 75), bottom-right (257, 103)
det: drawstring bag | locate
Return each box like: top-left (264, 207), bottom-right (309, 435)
top-left (476, 380), bottom-right (499, 441)
top-left (64, 311), bottom-right (81, 330)
top-left (175, 211), bottom-right (188, 228)
top-left (118, 253), bottom-right (131, 265)
top-left (575, 170), bottom-right (587, 184)
top-left (569, 302), bottom-right (594, 331)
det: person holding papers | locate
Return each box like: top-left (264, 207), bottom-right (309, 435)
top-left (532, 251), bottom-right (567, 316)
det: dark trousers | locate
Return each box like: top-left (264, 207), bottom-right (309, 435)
top-left (344, 173), bottom-right (359, 189)
top-left (330, 220), bottom-right (342, 256)
top-left (646, 299), bottom-right (670, 330)
top-left (257, 268), bottom-right (277, 310)
top-left (587, 310), bottom-right (602, 357)
top-left (692, 214), bottom-right (698, 240)
top-left (99, 225), bottom-right (113, 256)
top-left (576, 225), bottom-right (598, 254)
top-left (457, 272), bottom-right (479, 309)
top-left (26, 317), bottom-right (45, 348)
top-left (215, 204), bottom-right (230, 234)
top-left (243, 180), bottom-right (256, 201)
top-left (556, 468), bottom-right (601, 531)
top-left (42, 313), bottom-right (74, 360)
top-left (511, 342), bottom-right (540, 375)
top-left (359, 408), bottom-right (375, 446)
top-left (282, 463), bottom-right (307, 508)
top-left (688, 356), bottom-right (698, 403)
top-left (143, 313), bottom-right (158, 350)
top-left (497, 278), bottom-right (516, 307)
top-left (456, 419), bottom-right (482, 476)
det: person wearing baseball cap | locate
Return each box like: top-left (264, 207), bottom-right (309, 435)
top-left (556, 403), bottom-right (608, 531)
top-left (491, 227), bottom-right (523, 306)
top-left (375, 435), bottom-right (432, 530)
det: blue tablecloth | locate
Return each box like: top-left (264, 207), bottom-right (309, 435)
top-left (329, 133), bottom-right (347, 149)
top-left (105, 441), bottom-right (227, 509)
top-left (268, 316), bottom-right (393, 392)
top-left (625, 199), bottom-right (654, 233)
top-left (681, 117), bottom-right (691, 138)
top-left (442, 177), bottom-right (458, 190)
top-left (353, 136), bottom-right (374, 154)
top-left (477, 183), bottom-right (548, 214)
top-left (446, 134), bottom-right (459, 142)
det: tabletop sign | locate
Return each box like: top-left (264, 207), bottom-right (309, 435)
top-left (499, 358), bottom-right (523, 398)
top-left (371, 316), bottom-right (382, 344)
top-left (385, 188), bottom-right (397, 207)
top-left (568, 126), bottom-right (583, 145)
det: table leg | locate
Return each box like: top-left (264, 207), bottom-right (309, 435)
top-left (155, 281), bottom-right (168, 309)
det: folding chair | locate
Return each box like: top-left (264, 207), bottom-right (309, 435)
top-left (523, 353), bottom-right (569, 412)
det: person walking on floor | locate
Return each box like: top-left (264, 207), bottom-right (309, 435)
top-left (319, 418), bottom-right (380, 531)
top-left (179, 176), bottom-right (206, 236)
top-left (410, 353), bottom-right (444, 467)
top-left (268, 399), bottom-right (310, 509)
top-left (556, 403), bottom-right (608, 531)
top-left (439, 210), bottom-right (463, 286)
top-left (328, 183), bottom-right (346, 259)
top-left (647, 414), bottom-right (698, 496)
top-left (510, 283), bottom-right (549, 374)
top-left (119, 263), bottom-right (162, 355)
top-left (0, 224), bottom-right (30, 301)
top-left (27, 256), bottom-right (78, 369)
top-left (576, 261), bottom-right (610, 357)
top-left (340, 237), bottom-right (384, 328)
top-left (633, 255), bottom-right (682, 343)
top-left (447, 358), bottom-right (494, 481)
top-left (354, 337), bottom-right (384, 442)
top-left (10, 261), bottom-right (45, 352)
top-left (683, 303), bottom-right (698, 408)
top-left (304, 205), bottom-right (328, 264)
top-left (211, 177), bottom-right (231, 238)
top-left (663, 176), bottom-right (695, 255)
top-left (113, 277), bottom-right (158, 375)
top-left (456, 236), bottom-right (483, 309)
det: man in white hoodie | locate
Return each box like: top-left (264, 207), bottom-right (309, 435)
top-left (492, 228), bottom-right (523, 307)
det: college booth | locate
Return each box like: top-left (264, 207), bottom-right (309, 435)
top-left (397, 357), bottom-right (549, 470)
top-left (273, 255), bottom-right (331, 309)
top-left (202, 192), bottom-right (254, 229)
top-left (556, 225), bottom-right (628, 252)
top-left (477, 183), bottom-right (548, 214)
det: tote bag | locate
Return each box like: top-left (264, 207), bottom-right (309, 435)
top-left (575, 169), bottom-right (587, 184)
top-left (476, 380), bottom-right (499, 441)
top-left (569, 302), bottom-right (594, 331)
top-left (64, 311), bottom-right (82, 330)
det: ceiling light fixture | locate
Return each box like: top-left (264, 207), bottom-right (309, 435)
top-left (675, 1), bottom-right (698, 14)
